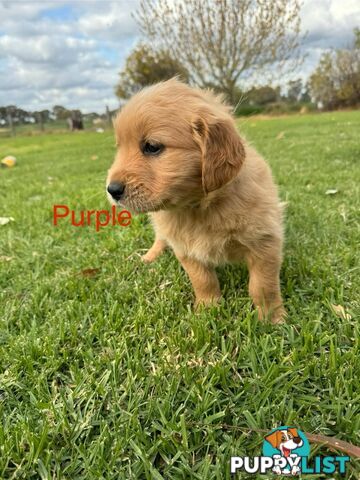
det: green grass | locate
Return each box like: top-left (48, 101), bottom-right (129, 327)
top-left (0, 111), bottom-right (359, 479)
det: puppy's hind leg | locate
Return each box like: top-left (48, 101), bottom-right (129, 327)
top-left (142, 238), bottom-right (167, 263)
top-left (245, 243), bottom-right (286, 324)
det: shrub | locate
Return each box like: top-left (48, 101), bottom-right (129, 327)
top-left (234, 104), bottom-right (264, 116)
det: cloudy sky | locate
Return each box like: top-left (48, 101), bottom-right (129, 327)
top-left (0, 0), bottom-right (359, 113)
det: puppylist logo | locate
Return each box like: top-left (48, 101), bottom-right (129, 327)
top-left (231, 426), bottom-right (350, 476)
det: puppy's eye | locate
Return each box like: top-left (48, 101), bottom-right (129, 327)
top-left (141, 141), bottom-right (164, 156)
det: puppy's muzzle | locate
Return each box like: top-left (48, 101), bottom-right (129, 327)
top-left (107, 182), bottom-right (125, 201)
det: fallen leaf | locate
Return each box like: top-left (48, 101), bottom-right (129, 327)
top-left (91, 155), bottom-right (98, 161)
top-left (78, 268), bottom-right (100, 278)
top-left (1, 155), bottom-right (16, 168)
top-left (29, 195), bottom-right (42, 202)
top-left (276, 131), bottom-right (285, 140)
top-left (0, 217), bottom-right (14, 226)
top-left (325, 189), bottom-right (338, 195)
top-left (0, 256), bottom-right (13, 262)
top-left (159, 280), bottom-right (172, 290)
top-left (331, 304), bottom-right (352, 320)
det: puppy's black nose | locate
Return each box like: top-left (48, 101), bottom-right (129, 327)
top-left (293, 437), bottom-right (302, 444)
top-left (107, 182), bottom-right (125, 200)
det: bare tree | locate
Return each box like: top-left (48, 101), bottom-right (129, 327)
top-left (135, 0), bottom-right (304, 104)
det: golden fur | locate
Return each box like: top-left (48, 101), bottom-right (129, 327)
top-left (107, 79), bottom-right (285, 323)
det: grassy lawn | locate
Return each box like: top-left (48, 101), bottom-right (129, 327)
top-left (0, 110), bottom-right (359, 479)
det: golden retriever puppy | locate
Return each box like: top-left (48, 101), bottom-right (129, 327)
top-left (107, 79), bottom-right (285, 323)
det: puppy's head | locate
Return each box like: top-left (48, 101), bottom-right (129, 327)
top-left (265, 428), bottom-right (303, 455)
top-left (107, 78), bottom-right (245, 212)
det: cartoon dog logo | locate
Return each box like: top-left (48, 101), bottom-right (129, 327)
top-left (264, 427), bottom-right (305, 475)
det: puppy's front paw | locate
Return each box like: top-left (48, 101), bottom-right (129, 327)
top-left (291, 465), bottom-right (301, 475)
top-left (141, 239), bottom-right (167, 263)
top-left (256, 304), bottom-right (286, 324)
top-left (141, 251), bottom-right (158, 263)
top-left (272, 465), bottom-right (282, 475)
top-left (271, 305), bottom-right (287, 324)
top-left (194, 295), bottom-right (222, 310)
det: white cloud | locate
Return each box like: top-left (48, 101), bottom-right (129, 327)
top-left (78, 2), bottom-right (138, 41)
top-left (301, 0), bottom-right (360, 48)
top-left (0, 1), bottom-right (54, 20)
top-left (0, 35), bottom-right (98, 65)
top-left (0, 0), bottom-right (139, 112)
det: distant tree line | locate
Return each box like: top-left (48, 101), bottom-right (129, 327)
top-left (0, 106), bottom-right (104, 127)
top-left (233, 79), bottom-right (311, 116)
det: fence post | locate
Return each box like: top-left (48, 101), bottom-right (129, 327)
top-left (39, 112), bottom-right (44, 132)
top-left (7, 110), bottom-right (15, 137)
top-left (106, 105), bottom-right (112, 128)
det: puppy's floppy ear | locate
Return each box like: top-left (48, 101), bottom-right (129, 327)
top-left (265, 430), bottom-right (282, 449)
top-left (192, 115), bottom-right (245, 193)
top-left (288, 428), bottom-right (299, 438)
